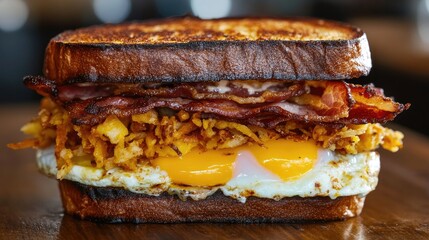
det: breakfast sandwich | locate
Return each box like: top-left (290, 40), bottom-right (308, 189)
top-left (9, 17), bottom-right (409, 223)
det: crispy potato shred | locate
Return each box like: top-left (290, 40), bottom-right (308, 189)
top-left (9, 98), bottom-right (404, 178)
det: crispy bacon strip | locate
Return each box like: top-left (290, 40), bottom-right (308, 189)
top-left (66, 96), bottom-right (406, 128)
top-left (24, 76), bottom-right (308, 104)
top-left (346, 84), bottom-right (409, 123)
top-left (24, 76), bottom-right (409, 128)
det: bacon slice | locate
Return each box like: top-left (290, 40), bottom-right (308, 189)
top-left (24, 76), bottom-right (308, 104)
top-left (23, 76), bottom-right (409, 128)
top-left (346, 84), bottom-right (409, 123)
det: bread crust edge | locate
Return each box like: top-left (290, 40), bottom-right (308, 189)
top-left (59, 180), bottom-right (365, 223)
top-left (44, 32), bottom-right (371, 84)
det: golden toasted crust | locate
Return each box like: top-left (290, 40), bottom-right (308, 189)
top-left (59, 180), bottom-right (365, 223)
top-left (44, 17), bottom-right (371, 84)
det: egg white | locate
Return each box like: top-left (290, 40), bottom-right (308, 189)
top-left (37, 146), bottom-right (379, 202)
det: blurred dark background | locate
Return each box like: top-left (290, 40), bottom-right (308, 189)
top-left (0, 0), bottom-right (428, 136)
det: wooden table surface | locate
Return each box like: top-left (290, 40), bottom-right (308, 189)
top-left (1, 104), bottom-right (428, 240)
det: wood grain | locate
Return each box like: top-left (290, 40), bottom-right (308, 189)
top-left (1, 105), bottom-right (428, 240)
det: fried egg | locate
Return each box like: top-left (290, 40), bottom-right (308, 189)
top-left (37, 139), bottom-right (380, 203)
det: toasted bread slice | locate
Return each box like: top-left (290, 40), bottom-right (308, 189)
top-left (59, 180), bottom-right (365, 223)
top-left (44, 17), bottom-right (371, 84)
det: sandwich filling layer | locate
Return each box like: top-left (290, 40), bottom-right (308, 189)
top-left (37, 145), bottom-right (380, 203)
top-left (10, 79), bottom-right (406, 202)
top-left (13, 97), bottom-right (403, 179)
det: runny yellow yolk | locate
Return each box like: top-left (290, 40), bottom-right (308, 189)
top-left (152, 148), bottom-right (236, 187)
top-left (151, 139), bottom-right (318, 187)
top-left (249, 139), bottom-right (318, 181)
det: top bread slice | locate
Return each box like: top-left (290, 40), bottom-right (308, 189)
top-left (43, 17), bottom-right (371, 84)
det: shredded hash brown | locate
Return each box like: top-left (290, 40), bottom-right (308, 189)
top-left (9, 98), bottom-right (404, 178)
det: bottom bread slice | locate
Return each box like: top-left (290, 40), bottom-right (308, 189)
top-left (59, 180), bottom-right (365, 223)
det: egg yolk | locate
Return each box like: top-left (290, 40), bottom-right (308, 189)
top-left (151, 148), bottom-right (236, 187)
top-left (247, 139), bottom-right (318, 181)
top-left (151, 139), bottom-right (318, 186)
